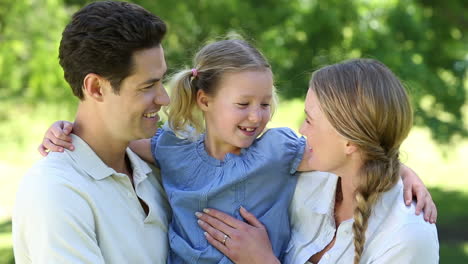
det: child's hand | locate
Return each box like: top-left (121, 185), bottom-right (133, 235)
top-left (401, 165), bottom-right (437, 224)
top-left (38, 121), bottom-right (75, 156)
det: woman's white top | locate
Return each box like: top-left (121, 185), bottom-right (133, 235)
top-left (285, 171), bottom-right (439, 264)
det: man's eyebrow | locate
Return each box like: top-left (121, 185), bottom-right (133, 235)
top-left (139, 78), bottom-right (161, 86)
top-left (139, 71), bottom-right (167, 86)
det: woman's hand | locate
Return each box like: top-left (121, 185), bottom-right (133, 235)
top-left (196, 206), bottom-right (280, 264)
top-left (38, 121), bottom-right (75, 156)
top-left (401, 164), bottom-right (437, 223)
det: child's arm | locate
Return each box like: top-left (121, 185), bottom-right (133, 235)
top-left (401, 164), bottom-right (437, 223)
top-left (38, 121), bottom-right (74, 156)
top-left (39, 121), bottom-right (157, 165)
top-left (128, 139), bottom-right (155, 164)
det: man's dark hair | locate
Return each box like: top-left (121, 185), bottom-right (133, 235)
top-left (59, 1), bottom-right (167, 99)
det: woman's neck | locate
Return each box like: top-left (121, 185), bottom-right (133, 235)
top-left (333, 159), bottom-right (363, 224)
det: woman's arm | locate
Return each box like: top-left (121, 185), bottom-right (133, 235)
top-left (196, 207), bottom-right (280, 264)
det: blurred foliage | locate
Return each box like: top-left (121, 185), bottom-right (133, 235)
top-left (0, 0), bottom-right (467, 144)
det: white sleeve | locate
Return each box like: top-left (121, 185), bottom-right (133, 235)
top-left (370, 223), bottom-right (439, 264)
top-left (13, 171), bottom-right (105, 264)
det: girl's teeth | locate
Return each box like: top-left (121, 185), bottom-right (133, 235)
top-left (240, 127), bottom-right (255, 132)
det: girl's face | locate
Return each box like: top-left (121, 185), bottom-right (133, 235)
top-left (299, 88), bottom-right (349, 174)
top-left (199, 70), bottom-right (273, 159)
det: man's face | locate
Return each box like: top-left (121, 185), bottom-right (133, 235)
top-left (103, 45), bottom-right (169, 142)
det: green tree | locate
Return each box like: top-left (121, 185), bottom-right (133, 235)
top-left (1, 0), bottom-right (466, 143)
top-left (0, 0), bottom-right (73, 102)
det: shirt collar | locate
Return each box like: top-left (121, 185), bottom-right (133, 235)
top-left (294, 171), bottom-right (339, 215)
top-left (67, 134), bottom-right (152, 181)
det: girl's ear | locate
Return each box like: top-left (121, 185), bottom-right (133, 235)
top-left (196, 89), bottom-right (210, 111)
top-left (83, 73), bottom-right (106, 102)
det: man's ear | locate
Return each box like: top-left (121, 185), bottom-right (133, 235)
top-left (196, 89), bottom-right (211, 111)
top-left (83, 73), bottom-right (107, 102)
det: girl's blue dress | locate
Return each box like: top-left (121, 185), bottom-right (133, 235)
top-left (151, 126), bottom-right (306, 263)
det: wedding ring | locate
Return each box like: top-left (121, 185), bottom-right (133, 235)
top-left (222, 234), bottom-right (229, 245)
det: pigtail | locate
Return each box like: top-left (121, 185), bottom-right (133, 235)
top-left (352, 148), bottom-right (401, 264)
top-left (166, 69), bottom-right (204, 139)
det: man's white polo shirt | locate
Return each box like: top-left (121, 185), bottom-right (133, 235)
top-left (13, 134), bottom-right (170, 264)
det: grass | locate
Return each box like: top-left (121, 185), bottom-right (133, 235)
top-left (0, 99), bottom-right (467, 263)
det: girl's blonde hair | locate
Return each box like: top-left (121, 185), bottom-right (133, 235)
top-left (166, 39), bottom-right (278, 139)
top-left (309, 59), bottom-right (413, 264)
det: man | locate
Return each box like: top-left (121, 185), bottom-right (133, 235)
top-left (13, 1), bottom-right (171, 263)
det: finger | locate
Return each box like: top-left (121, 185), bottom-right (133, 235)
top-left (38, 144), bottom-right (49, 157)
top-left (50, 124), bottom-right (73, 142)
top-left (421, 198), bottom-right (432, 222)
top-left (239, 206), bottom-right (264, 228)
top-left (203, 231), bottom-right (231, 258)
top-left (197, 211), bottom-right (236, 236)
top-left (45, 128), bottom-right (74, 150)
top-left (63, 121), bottom-right (74, 135)
top-left (414, 191), bottom-right (425, 216)
top-left (42, 138), bottom-right (64, 153)
top-left (48, 137), bottom-right (74, 150)
top-left (197, 219), bottom-right (232, 247)
top-left (430, 202), bottom-right (437, 223)
top-left (202, 208), bottom-right (244, 230)
top-left (403, 183), bottom-right (412, 206)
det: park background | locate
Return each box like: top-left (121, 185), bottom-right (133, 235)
top-left (0, 0), bottom-right (466, 263)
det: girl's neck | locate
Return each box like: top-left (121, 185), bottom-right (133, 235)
top-left (203, 130), bottom-right (241, 160)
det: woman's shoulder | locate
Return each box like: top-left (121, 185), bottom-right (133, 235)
top-left (365, 181), bottom-right (439, 262)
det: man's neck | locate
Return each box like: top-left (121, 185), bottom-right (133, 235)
top-left (73, 106), bottom-right (131, 176)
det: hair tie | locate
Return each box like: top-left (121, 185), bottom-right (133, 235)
top-left (191, 68), bottom-right (198, 78)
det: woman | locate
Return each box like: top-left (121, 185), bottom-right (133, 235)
top-left (196, 59), bottom-right (439, 263)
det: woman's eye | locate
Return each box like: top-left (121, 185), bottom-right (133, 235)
top-left (261, 104), bottom-right (270, 107)
top-left (237, 103), bottom-right (249, 106)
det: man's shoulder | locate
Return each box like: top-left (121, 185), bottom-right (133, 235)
top-left (20, 151), bottom-right (89, 194)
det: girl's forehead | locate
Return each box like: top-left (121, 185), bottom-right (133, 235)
top-left (216, 70), bottom-right (273, 96)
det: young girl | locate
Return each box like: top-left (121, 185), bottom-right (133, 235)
top-left (40, 40), bottom-right (435, 263)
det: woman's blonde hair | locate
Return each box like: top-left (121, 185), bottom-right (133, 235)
top-left (166, 38), bottom-right (278, 139)
top-left (309, 59), bottom-right (413, 264)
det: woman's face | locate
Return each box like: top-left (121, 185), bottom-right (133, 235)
top-left (299, 88), bottom-right (349, 174)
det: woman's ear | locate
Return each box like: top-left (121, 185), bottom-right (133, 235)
top-left (196, 89), bottom-right (210, 111)
top-left (83, 73), bottom-right (106, 102)
top-left (345, 141), bottom-right (359, 155)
